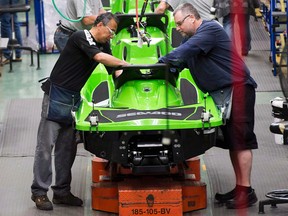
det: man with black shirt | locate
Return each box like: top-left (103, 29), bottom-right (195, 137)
top-left (31, 12), bottom-right (128, 211)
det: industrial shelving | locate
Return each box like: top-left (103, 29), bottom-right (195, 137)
top-left (261, 0), bottom-right (288, 76)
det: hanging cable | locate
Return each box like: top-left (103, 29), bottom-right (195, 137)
top-left (139, 0), bottom-right (148, 23)
top-left (136, 0), bottom-right (151, 46)
top-left (52, 0), bottom-right (87, 22)
top-left (135, 0), bottom-right (140, 31)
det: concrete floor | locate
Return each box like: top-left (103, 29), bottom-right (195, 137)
top-left (1, 3), bottom-right (288, 216)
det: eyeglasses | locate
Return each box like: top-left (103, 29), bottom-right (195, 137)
top-left (176, 14), bottom-right (191, 27)
top-left (105, 25), bottom-right (115, 37)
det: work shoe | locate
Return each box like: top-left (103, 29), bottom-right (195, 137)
top-left (52, 192), bottom-right (83, 206)
top-left (31, 194), bottom-right (53, 211)
top-left (226, 189), bottom-right (258, 209)
top-left (215, 188), bottom-right (236, 203)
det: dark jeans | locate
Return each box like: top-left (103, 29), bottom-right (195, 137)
top-left (223, 13), bottom-right (251, 54)
top-left (0, 0), bottom-right (23, 58)
top-left (53, 26), bottom-right (71, 52)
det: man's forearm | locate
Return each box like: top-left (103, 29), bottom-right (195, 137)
top-left (155, 1), bottom-right (169, 14)
top-left (94, 52), bottom-right (128, 67)
top-left (81, 15), bottom-right (98, 26)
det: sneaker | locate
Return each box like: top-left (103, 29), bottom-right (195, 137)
top-left (12, 57), bottom-right (22, 62)
top-left (52, 192), bottom-right (83, 206)
top-left (215, 188), bottom-right (236, 203)
top-left (226, 189), bottom-right (258, 209)
top-left (31, 194), bottom-right (53, 211)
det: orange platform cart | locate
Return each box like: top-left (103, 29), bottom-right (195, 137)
top-left (91, 156), bottom-right (207, 215)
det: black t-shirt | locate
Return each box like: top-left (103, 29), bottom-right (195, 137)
top-left (49, 30), bottom-right (113, 92)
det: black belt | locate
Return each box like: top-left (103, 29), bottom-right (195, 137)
top-left (56, 21), bottom-right (76, 36)
top-left (56, 25), bottom-right (75, 36)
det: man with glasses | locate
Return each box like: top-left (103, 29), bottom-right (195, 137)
top-left (54, 0), bottom-right (106, 52)
top-left (31, 12), bottom-right (128, 211)
top-left (105, 25), bottom-right (115, 37)
top-left (155, 0), bottom-right (214, 21)
top-left (159, 3), bottom-right (258, 209)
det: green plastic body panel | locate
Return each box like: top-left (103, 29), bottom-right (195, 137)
top-left (74, 0), bottom-right (222, 132)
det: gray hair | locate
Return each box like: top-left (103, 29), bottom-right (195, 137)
top-left (93, 12), bottom-right (119, 26)
top-left (173, 3), bottom-right (201, 20)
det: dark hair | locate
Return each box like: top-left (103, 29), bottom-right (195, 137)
top-left (93, 12), bottom-right (119, 26)
top-left (173, 3), bottom-right (201, 20)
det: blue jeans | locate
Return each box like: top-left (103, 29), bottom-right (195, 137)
top-left (0, 0), bottom-right (23, 58)
top-left (54, 26), bottom-right (70, 52)
top-left (223, 15), bottom-right (232, 39)
top-left (223, 13), bottom-right (251, 54)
